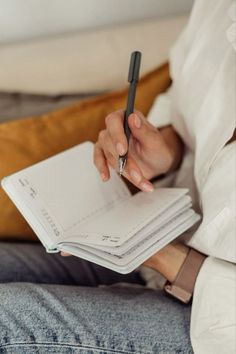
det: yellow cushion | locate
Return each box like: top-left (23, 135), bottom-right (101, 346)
top-left (0, 63), bottom-right (170, 240)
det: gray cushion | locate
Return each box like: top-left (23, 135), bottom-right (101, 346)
top-left (0, 91), bottom-right (100, 123)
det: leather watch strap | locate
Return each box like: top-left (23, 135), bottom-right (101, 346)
top-left (165, 249), bottom-right (206, 303)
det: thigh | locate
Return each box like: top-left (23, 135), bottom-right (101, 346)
top-left (0, 283), bottom-right (193, 354)
top-left (0, 242), bottom-right (143, 286)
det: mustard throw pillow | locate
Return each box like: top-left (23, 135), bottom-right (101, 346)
top-left (0, 63), bottom-right (170, 240)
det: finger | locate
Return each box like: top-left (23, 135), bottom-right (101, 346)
top-left (105, 110), bottom-right (128, 156)
top-left (102, 133), bottom-right (118, 171)
top-left (128, 111), bottom-right (158, 148)
top-left (93, 142), bottom-right (110, 181)
top-left (98, 129), bottom-right (119, 169)
top-left (61, 252), bottom-right (71, 256)
top-left (123, 155), bottom-right (154, 193)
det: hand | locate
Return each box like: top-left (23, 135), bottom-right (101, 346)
top-left (93, 110), bottom-right (178, 192)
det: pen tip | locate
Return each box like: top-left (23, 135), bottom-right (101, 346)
top-left (118, 157), bottom-right (126, 176)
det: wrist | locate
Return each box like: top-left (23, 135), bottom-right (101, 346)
top-left (165, 249), bottom-right (206, 303)
top-left (160, 126), bottom-right (184, 174)
top-left (144, 243), bottom-right (189, 283)
top-left (145, 126), bottom-right (184, 181)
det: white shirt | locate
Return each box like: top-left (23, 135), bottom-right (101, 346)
top-left (147, 0), bottom-right (236, 352)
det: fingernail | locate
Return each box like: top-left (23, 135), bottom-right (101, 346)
top-left (140, 182), bottom-right (154, 192)
top-left (134, 114), bottom-right (141, 128)
top-left (130, 169), bottom-right (142, 183)
top-left (116, 142), bottom-right (126, 156)
top-left (101, 173), bottom-right (108, 181)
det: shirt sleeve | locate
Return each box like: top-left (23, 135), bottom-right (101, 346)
top-left (146, 87), bottom-right (173, 128)
top-left (187, 142), bottom-right (236, 264)
top-left (191, 256), bottom-right (236, 354)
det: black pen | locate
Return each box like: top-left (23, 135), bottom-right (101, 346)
top-left (118, 51), bottom-right (142, 175)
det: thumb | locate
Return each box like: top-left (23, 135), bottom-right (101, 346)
top-left (128, 112), bottom-right (157, 146)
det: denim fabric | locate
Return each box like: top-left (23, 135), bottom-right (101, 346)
top-left (0, 242), bottom-right (193, 354)
top-left (0, 242), bottom-right (143, 286)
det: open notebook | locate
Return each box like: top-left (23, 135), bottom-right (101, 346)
top-left (1, 142), bottom-right (200, 273)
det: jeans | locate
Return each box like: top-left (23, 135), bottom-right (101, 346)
top-left (0, 242), bottom-right (193, 354)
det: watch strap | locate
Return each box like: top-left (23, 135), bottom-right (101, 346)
top-left (165, 249), bottom-right (206, 303)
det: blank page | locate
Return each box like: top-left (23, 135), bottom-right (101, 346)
top-left (64, 188), bottom-right (188, 247)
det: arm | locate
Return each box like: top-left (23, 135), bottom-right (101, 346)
top-left (143, 242), bottom-right (189, 283)
top-left (144, 242), bottom-right (206, 303)
top-left (93, 109), bottom-right (206, 303)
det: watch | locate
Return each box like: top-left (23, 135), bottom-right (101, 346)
top-left (164, 249), bottom-right (206, 303)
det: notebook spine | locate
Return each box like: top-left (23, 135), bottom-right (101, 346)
top-left (46, 247), bottom-right (59, 254)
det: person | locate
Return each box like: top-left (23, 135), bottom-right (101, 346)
top-left (0, 0), bottom-right (235, 353)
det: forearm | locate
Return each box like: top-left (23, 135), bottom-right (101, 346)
top-left (144, 242), bottom-right (189, 283)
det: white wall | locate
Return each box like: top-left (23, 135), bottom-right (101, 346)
top-left (0, 0), bottom-right (194, 44)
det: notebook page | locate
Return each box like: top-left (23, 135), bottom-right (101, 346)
top-left (59, 197), bottom-right (191, 255)
top-left (71, 210), bottom-right (196, 266)
top-left (83, 198), bottom-right (192, 255)
top-left (3, 142), bottom-right (130, 244)
top-left (62, 208), bottom-right (195, 262)
top-left (58, 213), bottom-right (200, 273)
top-left (64, 188), bottom-right (188, 247)
top-left (123, 214), bottom-right (200, 272)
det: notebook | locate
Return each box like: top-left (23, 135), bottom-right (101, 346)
top-left (1, 142), bottom-right (200, 273)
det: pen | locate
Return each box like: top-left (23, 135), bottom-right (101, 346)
top-left (118, 51), bottom-right (142, 175)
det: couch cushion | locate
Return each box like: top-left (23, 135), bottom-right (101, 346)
top-left (0, 16), bottom-right (186, 94)
top-left (0, 63), bottom-right (170, 240)
top-left (0, 91), bottom-right (100, 123)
